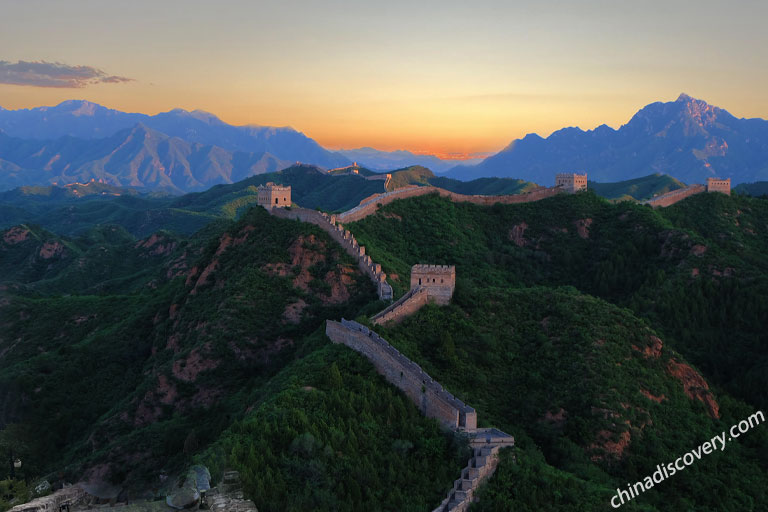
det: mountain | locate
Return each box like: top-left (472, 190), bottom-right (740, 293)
top-left (448, 94), bottom-right (768, 185)
top-left (0, 124), bottom-right (291, 193)
top-left (0, 100), bottom-right (351, 169)
top-left (734, 181), bottom-right (768, 196)
top-left (374, 165), bottom-right (538, 194)
top-left (0, 165), bottom-right (391, 236)
top-left (3, 190), bottom-right (767, 510)
top-left (337, 147), bottom-right (482, 173)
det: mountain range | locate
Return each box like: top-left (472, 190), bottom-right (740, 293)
top-left (0, 100), bottom-right (350, 168)
top-left (1, 94), bottom-right (767, 193)
top-left (448, 94), bottom-right (768, 185)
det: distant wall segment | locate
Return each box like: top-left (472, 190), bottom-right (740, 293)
top-left (338, 185), bottom-right (565, 223)
top-left (642, 184), bottom-right (706, 208)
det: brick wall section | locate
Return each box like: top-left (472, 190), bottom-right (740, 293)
top-left (371, 287), bottom-right (429, 325)
top-left (338, 185), bottom-right (565, 223)
top-left (268, 207), bottom-right (393, 300)
top-left (326, 319), bottom-right (477, 430)
top-left (642, 184), bottom-right (706, 208)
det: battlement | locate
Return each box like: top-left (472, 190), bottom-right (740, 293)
top-left (412, 264), bottom-right (455, 274)
top-left (257, 182), bottom-right (291, 208)
top-left (706, 177), bottom-right (731, 195)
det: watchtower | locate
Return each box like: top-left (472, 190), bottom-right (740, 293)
top-left (706, 177), bottom-right (730, 195)
top-left (257, 182), bottom-right (291, 208)
top-left (555, 172), bottom-right (588, 193)
top-left (410, 264), bottom-right (456, 305)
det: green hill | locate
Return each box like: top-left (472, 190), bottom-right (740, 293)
top-left (589, 173), bottom-right (687, 201)
top-left (734, 181), bottom-right (768, 197)
top-left (0, 165), bottom-right (388, 238)
top-left (385, 165), bottom-right (539, 195)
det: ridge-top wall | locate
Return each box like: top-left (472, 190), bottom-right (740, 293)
top-left (643, 184), bottom-right (705, 208)
top-left (268, 207), bottom-right (393, 299)
top-left (326, 319), bottom-right (477, 431)
top-left (371, 287), bottom-right (429, 325)
top-left (339, 185), bottom-right (564, 223)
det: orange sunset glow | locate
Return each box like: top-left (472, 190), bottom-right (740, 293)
top-left (2, 0), bottom-right (768, 156)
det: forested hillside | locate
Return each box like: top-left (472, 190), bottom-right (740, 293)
top-left (1, 185), bottom-right (767, 512)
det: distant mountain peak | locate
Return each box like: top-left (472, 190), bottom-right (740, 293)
top-left (447, 93), bottom-right (766, 185)
top-left (165, 108), bottom-right (223, 125)
top-left (56, 99), bottom-right (103, 116)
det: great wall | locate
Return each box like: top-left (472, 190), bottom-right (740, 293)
top-left (325, 320), bottom-right (515, 512)
top-left (642, 178), bottom-right (731, 208)
top-left (261, 179), bottom-right (535, 510)
top-left (10, 171), bottom-right (733, 512)
top-left (338, 183), bottom-right (565, 223)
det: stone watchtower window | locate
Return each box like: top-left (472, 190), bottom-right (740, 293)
top-left (275, 198), bottom-right (278, 204)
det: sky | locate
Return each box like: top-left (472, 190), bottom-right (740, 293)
top-left (1, 0), bottom-right (767, 157)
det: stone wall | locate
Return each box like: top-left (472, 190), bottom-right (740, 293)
top-left (326, 319), bottom-right (477, 431)
top-left (338, 185), bottom-right (564, 223)
top-left (643, 184), bottom-right (706, 208)
top-left (10, 486), bottom-right (87, 512)
top-left (371, 287), bottom-right (429, 325)
top-left (268, 207), bottom-right (393, 300)
top-left (431, 437), bottom-right (513, 512)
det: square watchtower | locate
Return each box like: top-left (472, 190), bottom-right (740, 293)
top-left (410, 264), bottom-right (456, 305)
top-left (706, 177), bottom-right (730, 195)
top-left (555, 172), bottom-right (588, 193)
top-left (257, 182), bottom-right (291, 208)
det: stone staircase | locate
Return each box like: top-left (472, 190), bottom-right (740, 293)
top-left (432, 430), bottom-right (515, 512)
top-left (207, 471), bottom-right (258, 512)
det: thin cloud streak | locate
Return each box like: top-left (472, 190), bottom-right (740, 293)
top-left (0, 60), bottom-right (134, 88)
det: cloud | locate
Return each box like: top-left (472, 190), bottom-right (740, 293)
top-left (0, 60), bottom-right (134, 88)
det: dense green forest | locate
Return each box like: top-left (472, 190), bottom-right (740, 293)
top-left (348, 192), bottom-right (768, 411)
top-left (1, 183), bottom-right (767, 511)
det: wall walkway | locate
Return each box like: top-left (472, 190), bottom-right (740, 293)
top-left (338, 185), bottom-right (565, 223)
top-left (642, 184), bottom-right (705, 208)
top-left (371, 287), bottom-right (429, 325)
